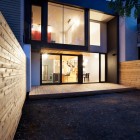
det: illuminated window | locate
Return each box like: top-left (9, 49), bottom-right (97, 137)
top-left (48, 2), bottom-right (85, 45)
top-left (90, 22), bottom-right (100, 46)
top-left (31, 6), bottom-right (41, 41)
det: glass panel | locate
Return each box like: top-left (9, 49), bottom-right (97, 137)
top-left (101, 54), bottom-right (105, 81)
top-left (83, 53), bottom-right (99, 83)
top-left (62, 55), bottom-right (78, 83)
top-left (90, 22), bottom-right (100, 46)
top-left (31, 6), bottom-right (41, 41)
top-left (42, 54), bottom-right (60, 84)
top-left (48, 2), bottom-right (84, 45)
top-left (48, 3), bottom-right (63, 43)
top-left (64, 6), bottom-right (84, 45)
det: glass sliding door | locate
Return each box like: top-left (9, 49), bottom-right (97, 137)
top-left (42, 54), bottom-right (60, 84)
top-left (83, 53), bottom-right (99, 83)
top-left (62, 55), bottom-right (78, 83)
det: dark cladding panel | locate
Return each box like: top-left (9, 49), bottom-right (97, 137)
top-left (0, 0), bottom-right (24, 45)
top-left (107, 17), bottom-right (118, 83)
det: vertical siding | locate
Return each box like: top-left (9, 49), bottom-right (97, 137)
top-left (0, 0), bottom-right (24, 46)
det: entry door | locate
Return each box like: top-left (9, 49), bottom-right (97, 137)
top-left (62, 55), bottom-right (78, 83)
top-left (42, 54), bottom-right (60, 84)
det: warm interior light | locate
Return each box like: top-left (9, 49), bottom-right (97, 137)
top-left (73, 18), bottom-right (80, 26)
top-left (94, 53), bottom-right (99, 59)
top-left (32, 24), bottom-right (41, 32)
top-left (42, 54), bottom-right (48, 59)
top-left (83, 58), bottom-right (88, 66)
top-left (48, 25), bottom-right (52, 33)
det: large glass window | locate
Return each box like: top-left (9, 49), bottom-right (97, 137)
top-left (48, 3), bottom-right (63, 43)
top-left (48, 2), bottom-right (84, 45)
top-left (31, 6), bottom-right (41, 41)
top-left (90, 22), bottom-right (100, 46)
top-left (101, 54), bottom-right (105, 82)
top-left (83, 53), bottom-right (99, 83)
top-left (62, 55), bottom-right (78, 83)
top-left (42, 54), bottom-right (60, 84)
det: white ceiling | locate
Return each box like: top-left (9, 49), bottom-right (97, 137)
top-left (90, 10), bottom-right (114, 22)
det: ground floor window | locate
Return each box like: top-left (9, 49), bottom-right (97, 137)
top-left (41, 53), bottom-right (105, 84)
top-left (83, 53), bottom-right (99, 83)
top-left (42, 54), bottom-right (60, 84)
top-left (62, 55), bottom-right (78, 83)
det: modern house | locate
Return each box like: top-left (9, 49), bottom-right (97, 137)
top-left (0, 0), bottom-right (139, 91)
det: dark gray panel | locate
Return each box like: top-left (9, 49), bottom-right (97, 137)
top-left (107, 17), bottom-right (118, 83)
top-left (0, 0), bottom-right (23, 44)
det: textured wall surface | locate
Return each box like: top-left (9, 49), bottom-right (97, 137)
top-left (0, 0), bottom-right (24, 45)
top-left (0, 12), bottom-right (26, 140)
top-left (120, 60), bottom-right (140, 89)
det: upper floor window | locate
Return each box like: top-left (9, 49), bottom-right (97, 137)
top-left (90, 21), bottom-right (100, 46)
top-left (48, 2), bottom-right (85, 46)
top-left (31, 5), bottom-right (41, 41)
top-left (90, 10), bottom-right (101, 46)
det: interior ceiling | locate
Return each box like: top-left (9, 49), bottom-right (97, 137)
top-left (90, 10), bottom-right (114, 22)
top-left (41, 48), bottom-right (90, 56)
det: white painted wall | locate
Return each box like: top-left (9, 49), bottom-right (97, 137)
top-left (31, 52), bottom-right (40, 86)
top-left (89, 22), bottom-right (107, 53)
top-left (23, 44), bottom-right (31, 92)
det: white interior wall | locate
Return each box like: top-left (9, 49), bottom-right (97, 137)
top-left (83, 53), bottom-right (99, 82)
top-left (90, 22), bottom-right (107, 53)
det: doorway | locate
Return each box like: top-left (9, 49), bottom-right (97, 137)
top-left (41, 54), bottom-right (78, 84)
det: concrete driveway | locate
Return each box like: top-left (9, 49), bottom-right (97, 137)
top-left (14, 90), bottom-right (140, 140)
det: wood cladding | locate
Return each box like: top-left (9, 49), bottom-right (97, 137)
top-left (120, 60), bottom-right (140, 89)
top-left (0, 12), bottom-right (26, 140)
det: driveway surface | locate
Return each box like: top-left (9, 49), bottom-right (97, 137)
top-left (14, 91), bottom-right (140, 140)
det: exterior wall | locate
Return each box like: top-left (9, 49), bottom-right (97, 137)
top-left (0, 13), bottom-right (26, 140)
top-left (107, 17), bottom-right (118, 83)
top-left (119, 11), bottom-right (138, 62)
top-left (23, 44), bottom-right (31, 92)
top-left (120, 60), bottom-right (140, 89)
top-left (90, 22), bottom-right (107, 53)
top-left (31, 52), bottom-right (40, 86)
top-left (0, 0), bottom-right (24, 45)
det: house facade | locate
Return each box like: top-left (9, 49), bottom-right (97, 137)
top-left (0, 0), bottom-right (139, 91)
top-left (24, 0), bottom-right (119, 87)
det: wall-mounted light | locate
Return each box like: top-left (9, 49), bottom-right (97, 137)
top-left (42, 54), bottom-right (48, 59)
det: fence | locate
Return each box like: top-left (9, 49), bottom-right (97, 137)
top-left (120, 60), bottom-right (140, 89)
top-left (0, 12), bottom-right (26, 139)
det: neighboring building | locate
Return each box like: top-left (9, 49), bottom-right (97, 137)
top-left (0, 0), bottom-right (139, 90)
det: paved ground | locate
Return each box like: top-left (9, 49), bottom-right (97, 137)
top-left (14, 90), bottom-right (140, 140)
